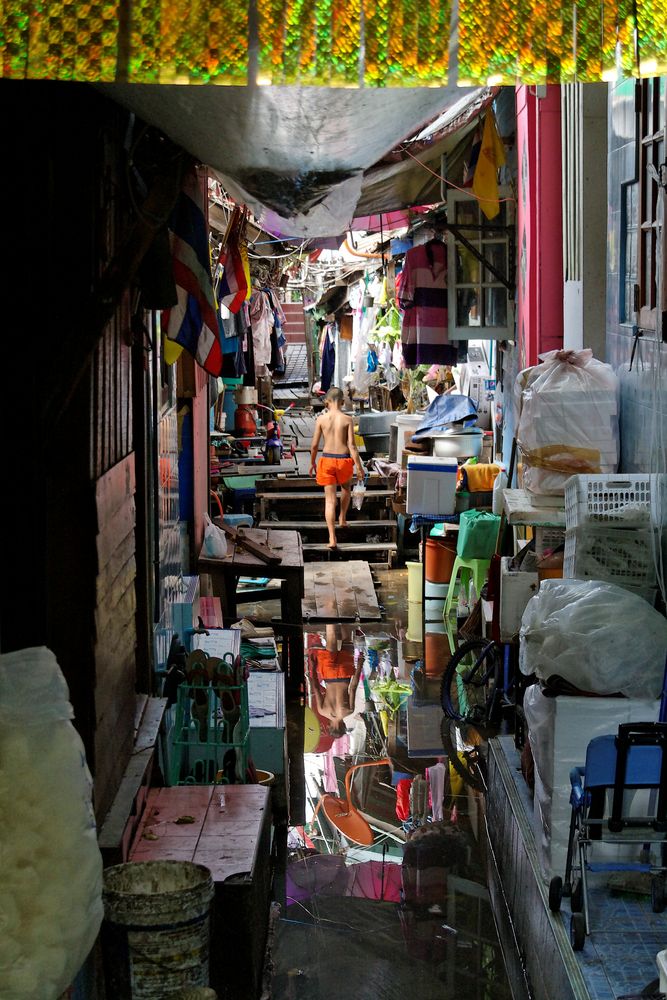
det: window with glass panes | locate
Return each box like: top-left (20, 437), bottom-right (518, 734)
top-left (621, 181), bottom-right (638, 325)
top-left (446, 192), bottom-right (514, 340)
top-left (638, 77), bottom-right (666, 332)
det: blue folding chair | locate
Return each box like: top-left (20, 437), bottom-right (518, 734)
top-left (548, 722), bottom-right (667, 951)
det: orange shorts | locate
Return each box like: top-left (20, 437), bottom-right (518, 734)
top-left (312, 649), bottom-right (355, 681)
top-left (316, 454), bottom-right (354, 486)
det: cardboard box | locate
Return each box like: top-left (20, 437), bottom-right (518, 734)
top-left (524, 687), bottom-right (660, 879)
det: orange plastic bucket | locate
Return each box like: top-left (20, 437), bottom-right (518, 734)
top-left (425, 538), bottom-right (457, 584)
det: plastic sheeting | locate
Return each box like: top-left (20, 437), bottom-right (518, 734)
top-left (0, 647), bottom-right (103, 998)
top-left (515, 349), bottom-right (619, 495)
top-left (519, 579), bottom-right (667, 699)
top-left (412, 393), bottom-right (479, 440)
top-left (523, 684), bottom-right (660, 879)
top-left (99, 83), bottom-right (471, 237)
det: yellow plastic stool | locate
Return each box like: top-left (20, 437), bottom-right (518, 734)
top-left (442, 556), bottom-right (490, 633)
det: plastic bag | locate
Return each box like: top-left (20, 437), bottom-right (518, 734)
top-left (352, 481), bottom-right (366, 510)
top-left (456, 509), bottom-right (500, 559)
top-left (515, 350), bottom-right (619, 495)
top-left (519, 579), bottom-right (667, 699)
top-left (492, 468), bottom-right (508, 515)
top-left (0, 647), bottom-right (103, 999)
top-left (203, 513), bottom-right (228, 558)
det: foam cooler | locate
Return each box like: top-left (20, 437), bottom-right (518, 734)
top-left (406, 456), bottom-right (457, 516)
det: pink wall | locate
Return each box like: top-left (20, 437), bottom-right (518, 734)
top-left (515, 85), bottom-right (564, 368)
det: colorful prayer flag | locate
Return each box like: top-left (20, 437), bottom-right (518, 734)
top-left (472, 110), bottom-right (507, 221)
top-left (163, 167), bottom-right (223, 375)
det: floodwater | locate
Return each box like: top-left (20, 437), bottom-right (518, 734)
top-left (271, 568), bottom-right (513, 1000)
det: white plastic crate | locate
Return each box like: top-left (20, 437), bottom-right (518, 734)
top-left (534, 526), bottom-right (565, 558)
top-left (563, 525), bottom-right (658, 601)
top-left (564, 473), bottom-right (666, 528)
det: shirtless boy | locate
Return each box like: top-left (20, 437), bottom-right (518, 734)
top-left (307, 625), bottom-right (363, 737)
top-left (309, 386), bottom-right (365, 549)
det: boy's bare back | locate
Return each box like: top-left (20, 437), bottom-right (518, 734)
top-left (317, 408), bottom-right (354, 454)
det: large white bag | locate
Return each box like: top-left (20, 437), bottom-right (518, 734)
top-left (515, 349), bottom-right (619, 495)
top-left (0, 647), bottom-right (103, 998)
top-left (519, 579), bottom-right (667, 699)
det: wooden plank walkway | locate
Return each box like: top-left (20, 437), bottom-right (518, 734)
top-left (282, 413), bottom-right (317, 447)
top-left (302, 560), bottom-right (381, 622)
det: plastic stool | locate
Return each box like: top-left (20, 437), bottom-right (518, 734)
top-left (442, 557), bottom-right (490, 624)
top-left (222, 513), bottom-right (254, 529)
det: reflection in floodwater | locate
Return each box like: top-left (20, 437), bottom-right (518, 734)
top-left (272, 627), bottom-right (511, 1000)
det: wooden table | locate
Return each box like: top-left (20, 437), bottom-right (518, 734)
top-left (130, 785), bottom-right (272, 1000)
top-left (199, 528), bottom-right (304, 688)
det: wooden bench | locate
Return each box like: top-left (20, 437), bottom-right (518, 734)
top-left (265, 517), bottom-right (398, 567)
top-left (302, 540), bottom-right (398, 567)
top-left (258, 518), bottom-right (396, 535)
top-left (98, 696), bottom-right (167, 867)
top-left (256, 487), bottom-right (394, 520)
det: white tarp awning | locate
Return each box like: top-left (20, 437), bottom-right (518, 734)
top-left (98, 82), bottom-right (492, 237)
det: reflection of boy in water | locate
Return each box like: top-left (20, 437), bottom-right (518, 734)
top-left (307, 626), bottom-right (363, 737)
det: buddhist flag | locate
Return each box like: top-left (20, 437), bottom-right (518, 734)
top-left (472, 110), bottom-right (506, 220)
top-left (162, 167), bottom-right (223, 376)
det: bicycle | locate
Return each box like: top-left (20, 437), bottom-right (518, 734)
top-left (439, 637), bottom-right (512, 727)
top-left (440, 715), bottom-right (488, 792)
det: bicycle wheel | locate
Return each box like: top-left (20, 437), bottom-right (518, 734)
top-left (440, 716), bottom-right (486, 792)
top-left (440, 639), bottom-right (501, 724)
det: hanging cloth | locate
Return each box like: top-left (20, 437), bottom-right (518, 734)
top-left (320, 324), bottom-right (336, 392)
top-left (399, 239), bottom-right (457, 366)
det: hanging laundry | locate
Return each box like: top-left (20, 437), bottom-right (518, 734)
top-left (426, 761), bottom-right (447, 822)
top-left (472, 109), bottom-right (506, 220)
top-left (162, 166), bottom-right (223, 376)
top-left (395, 777), bottom-right (413, 822)
top-left (339, 311), bottom-right (353, 341)
top-left (320, 322), bottom-right (336, 392)
top-left (398, 239), bottom-right (457, 367)
top-left (249, 290), bottom-right (274, 369)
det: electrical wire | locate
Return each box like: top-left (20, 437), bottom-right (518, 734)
top-left (398, 143), bottom-right (516, 207)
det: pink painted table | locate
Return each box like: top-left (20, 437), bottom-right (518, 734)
top-left (129, 785), bottom-right (272, 999)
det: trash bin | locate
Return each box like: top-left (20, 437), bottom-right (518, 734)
top-left (102, 860), bottom-right (214, 999)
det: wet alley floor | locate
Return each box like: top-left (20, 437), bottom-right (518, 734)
top-left (259, 566), bottom-right (516, 1000)
top-left (247, 562), bottom-right (667, 1000)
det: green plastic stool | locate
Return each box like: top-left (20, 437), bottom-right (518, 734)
top-left (442, 556), bottom-right (490, 638)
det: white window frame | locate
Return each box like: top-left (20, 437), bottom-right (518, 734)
top-left (446, 188), bottom-right (515, 341)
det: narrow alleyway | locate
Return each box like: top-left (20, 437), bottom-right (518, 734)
top-left (240, 566), bottom-right (515, 1000)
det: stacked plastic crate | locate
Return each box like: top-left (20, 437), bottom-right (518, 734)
top-left (168, 629), bottom-right (250, 785)
top-left (563, 474), bottom-right (666, 604)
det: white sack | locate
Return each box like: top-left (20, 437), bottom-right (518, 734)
top-left (0, 647), bottom-right (103, 999)
top-left (515, 349), bottom-right (619, 495)
top-left (519, 579), bottom-right (667, 699)
top-left (202, 513), bottom-right (228, 558)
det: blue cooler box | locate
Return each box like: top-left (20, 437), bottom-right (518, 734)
top-left (406, 456), bottom-right (457, 516)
